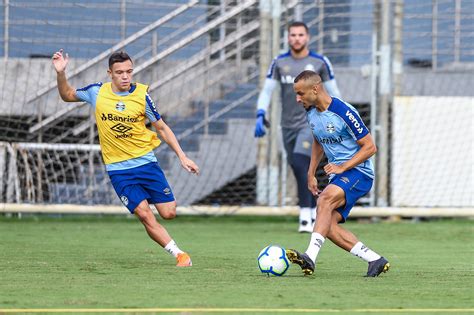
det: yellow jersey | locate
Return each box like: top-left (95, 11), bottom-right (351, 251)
top-left (95, 82), bottom-right (161, 164)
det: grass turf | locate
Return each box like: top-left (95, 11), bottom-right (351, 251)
top-left (0, 215), bottom-right (472, 313)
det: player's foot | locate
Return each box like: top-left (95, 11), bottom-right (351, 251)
top-left (286, 249), bottom-right (315, 275)
top-left (366, 256), bottom-right (390, 277)
top-left (298, 220), bottom-right (313, 233)
top-left (176, 252), bottom-right (192, 267)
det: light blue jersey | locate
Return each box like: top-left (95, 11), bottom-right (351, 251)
top-left (306, 97), bottom-right (374, 179)
top-left (76, 82), bottom-right (161, 171)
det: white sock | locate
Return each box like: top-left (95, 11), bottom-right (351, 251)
top-left (299, 207), bottom-right (312, 225)
top-left (164, 240), bottom-right (184, 258)
top-left (350, 241), bottom-right (381, 262)
top-left (305, 232), bottom-right (325, 263)
top-left (311, 207), bottom-right (317, 225)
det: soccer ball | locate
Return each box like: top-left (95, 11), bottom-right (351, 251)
top-left (257, 245), bottom-right (290, 276)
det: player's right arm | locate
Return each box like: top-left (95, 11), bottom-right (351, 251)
top-left (255, 57), bottom-right (279, 138)
top-left (308, 137), bottom-right (324, 196)
top-left (52, 49), bottom-right (80, 102)
top-left (254, 78), bottom-right (277, 137)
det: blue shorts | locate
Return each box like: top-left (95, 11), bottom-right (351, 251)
top-left (329, 168), bottom-right (373, 223)
top-left (108, 162), bottom-right (175, 213)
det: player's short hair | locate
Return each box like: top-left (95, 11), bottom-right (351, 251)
top-left (108, 51), bottom-right (133, 69)
top-left (294, 70), bottom-right (321, 85)
top-left (288, 21), bottom-right (309, 33)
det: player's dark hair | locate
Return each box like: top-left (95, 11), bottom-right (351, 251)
top-left (108, 51), bottom-right (133, 69)
top-left (288, 21), bottom-right (309, 33)
top-left (294, 70), bottom-right (320, 84)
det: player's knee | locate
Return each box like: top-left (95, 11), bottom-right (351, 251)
top-left (161, 209), bottom-right (176, 220)
top-left (317, 192), bottom-right (337, 210)
top-left (134, 206), bottom-right (153, 223)
top-left (317, 192), bottom-right (331, 207)
top-left (156, 202), bottom-right (177, 220)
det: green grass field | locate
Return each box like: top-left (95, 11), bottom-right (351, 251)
top-left (0, 215), bottom-right (473, 314)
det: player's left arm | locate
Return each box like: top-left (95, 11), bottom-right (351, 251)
top-left (151, 119), bottom-right (200, 175)
top-left (323, 133), bottom-right (377, 175)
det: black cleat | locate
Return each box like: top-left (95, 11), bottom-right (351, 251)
top-left (286, 249), bottom-right (315, 275)
top-left (366, 257), bottom-right (390, 277)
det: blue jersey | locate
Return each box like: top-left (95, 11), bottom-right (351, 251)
top-left (76, 82), bottom-right (161, 171)
top-left (306, 97), bottom-right (374, 179)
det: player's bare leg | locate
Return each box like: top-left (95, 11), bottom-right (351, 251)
top-left (326, 211), bottom-right (358, 251)
top-left (313, 184), bottom-right (346, 236)
top-left (287, 185), bottom-right (345, 275)
top-left (134, 200), bottom-right (191, 267)
top-left (154, 201), bottom-right (192, 267)
top-left (134, 200), bottom-right (172, 247)
top-left (154, 200), bottom-right (177, 220)
top-left (326, 206), bottom-right (389, 277)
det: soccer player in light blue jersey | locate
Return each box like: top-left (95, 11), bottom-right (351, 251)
top-left (255, 21), bottom-right (342, 233)
top-left (285, 70), bottom-right (390, 277)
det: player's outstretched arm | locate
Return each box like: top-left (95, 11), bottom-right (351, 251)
top-left (152, 119), bottom-right (200, 175)
top-left (52, 49), bottom-right (80, 102)
top-left (324, 133), bottom-right (377, 175)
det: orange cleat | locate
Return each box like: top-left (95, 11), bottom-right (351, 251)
top-left (176, 252), bottom-right (192, 267)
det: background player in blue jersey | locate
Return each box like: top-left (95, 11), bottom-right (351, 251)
top-left (254, 21), bottom-right (342, 233)
top-left (285, 70), bottom-right (390, 277)
top-left (52, 49), bottom-right (199, 267)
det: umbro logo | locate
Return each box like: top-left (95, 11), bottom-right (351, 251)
top-left (313, 239), bottom-right (324, 248)
top-left (111, 123), bottom-right (132, 134)
top-left (341, 177), bottom-right (350, 184)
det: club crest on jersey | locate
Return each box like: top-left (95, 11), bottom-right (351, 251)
top-left (115, 101), bottom-right (126, 112)
top-left (326, 122), bottom-right (335, 133)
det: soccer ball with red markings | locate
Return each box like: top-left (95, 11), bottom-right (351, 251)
top-left (257, 245), bottom-right (290, 276)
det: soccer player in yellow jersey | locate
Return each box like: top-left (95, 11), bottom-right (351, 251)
top-left (52, 49), bottom-right (199, 267)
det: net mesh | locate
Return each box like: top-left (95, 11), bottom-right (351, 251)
top-left (0, 0), bottom-right (472, 209)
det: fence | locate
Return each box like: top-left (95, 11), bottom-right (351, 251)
top-left (0, 0), bottom-right (472, 215)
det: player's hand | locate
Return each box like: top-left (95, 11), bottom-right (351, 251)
top-left (308, 176), bottom-right (321, 196)
top-left (52, 49), bottom-right (69, 73)
top-left (180, 156), bottom-right (200, 175)
top-left (254, 109), bottom-right (270, 138)
top-left (324, 163), bottom-right (345, 175)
